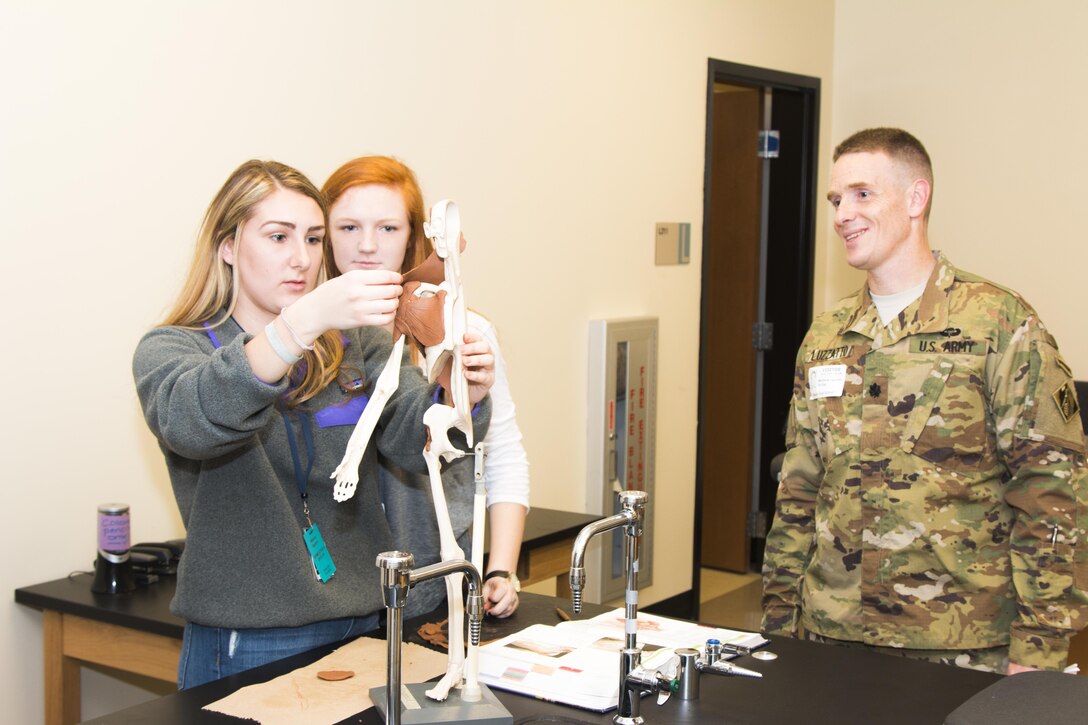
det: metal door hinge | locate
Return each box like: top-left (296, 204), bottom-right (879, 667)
top-left (752, 322), bottom-right (774, 351)
top-left (747, 511), bottom-right (769, 539)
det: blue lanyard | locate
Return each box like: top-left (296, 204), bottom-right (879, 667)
top-left (281, 412), bottom-right (315, 500)
top-left (204, 322), bottom-right (316, 515)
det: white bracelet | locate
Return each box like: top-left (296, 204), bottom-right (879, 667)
top-left (279, 311), bottom-right (315, 351)
top-left (265, 321), bottom-right (301, 365)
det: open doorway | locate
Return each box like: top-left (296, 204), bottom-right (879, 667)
top-left (690, 60), bottom-right (820, 621)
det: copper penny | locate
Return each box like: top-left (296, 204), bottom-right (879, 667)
top-left (317, 670), bottom-right (355, 681)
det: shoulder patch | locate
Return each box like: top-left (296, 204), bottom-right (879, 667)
top-left (1053, 381), bottom-right (1080, 424)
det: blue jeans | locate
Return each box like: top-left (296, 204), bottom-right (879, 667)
top-left (178, 613), bottom-right (381, 689)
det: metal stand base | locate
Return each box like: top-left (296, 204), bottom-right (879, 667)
top-left (369, 682), bottom-right (513, 725)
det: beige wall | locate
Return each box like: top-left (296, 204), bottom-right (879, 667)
top-left (7, 1), bottom-right (1084, 721)
top-left (827, 0), bottom-right (1088, 381)
top-left (7, 1), bottom-right (1083, 720)
top-left (0, 0), bottom-right (836, 720)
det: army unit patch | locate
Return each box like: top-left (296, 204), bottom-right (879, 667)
top-left (1052, 381), bottom-right (1080, 423)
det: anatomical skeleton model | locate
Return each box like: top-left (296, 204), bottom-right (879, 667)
top-left (330, 200), bottom-right (485, 703)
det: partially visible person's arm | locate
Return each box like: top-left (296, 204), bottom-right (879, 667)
top-left (250, 269), bottom-right (404, 382)
top-left (472, 313), bottom-right (530, 617)
top-left (483, 502), bottom-right (527, 617)
top-left (761, 352), bottom-right (823, 637)
top-left (134, 326), bottom-right (287, 460)
top-left (991, 312), bottom-right (1088, 672)
top-left (1006, 662), bottom-right (1039, 675)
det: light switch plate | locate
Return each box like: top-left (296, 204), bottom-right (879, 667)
top-left (655, 222), bottom-right (690, 265)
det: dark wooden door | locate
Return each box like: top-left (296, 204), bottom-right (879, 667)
top-left (699, 85), bottom-right (762, 572)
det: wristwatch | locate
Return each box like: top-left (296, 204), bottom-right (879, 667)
top-left (484, 570), bottom-right (521, 592)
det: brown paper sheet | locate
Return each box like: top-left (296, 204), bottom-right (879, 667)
top-left (203, 636), bottom-right (448, 725)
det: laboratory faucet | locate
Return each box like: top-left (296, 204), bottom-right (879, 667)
top-left (674, 641), bottom-right (762, 701)
top-left (569, 489), bottom-right (659, 725)
top-left (375, 551), bottom-right (484, 725)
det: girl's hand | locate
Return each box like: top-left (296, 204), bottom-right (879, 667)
top-left (483, 576), bottom-right (520, 618)
top-left (286, 269), bottom-right (403, 339)
top-left (459, 330), bottom-right (495, 404)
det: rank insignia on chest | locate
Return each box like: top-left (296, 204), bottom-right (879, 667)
top-left (1052, 381), bottom-right (1080, 423)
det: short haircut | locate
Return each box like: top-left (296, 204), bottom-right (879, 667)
top-left (834, 128), bottom-right (934, 219)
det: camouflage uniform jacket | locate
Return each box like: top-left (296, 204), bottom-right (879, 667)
top-left (761, 252), bottom-right (1088, 670)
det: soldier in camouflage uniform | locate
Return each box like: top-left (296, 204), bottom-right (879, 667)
top-left (761, 128), bottom-right (1088, 673)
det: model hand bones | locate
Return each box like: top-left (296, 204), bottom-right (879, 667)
top-left (330, 200), bottom-right (484, 702)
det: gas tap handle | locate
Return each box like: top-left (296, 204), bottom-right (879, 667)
top-left (625, 667), bottom-right (673, 706)
top-left (650, 671), bottom-right (673, 705)
top-left (656, 678), bottom-right (673, 706)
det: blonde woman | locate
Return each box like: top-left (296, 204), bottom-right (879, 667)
top-left (323, 156), bottom-right (529, 619)
top-left (133, 160), bottom-right (495, 688)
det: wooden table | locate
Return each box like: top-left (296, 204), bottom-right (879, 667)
top-left (14, 507), bottom-right (598, 725)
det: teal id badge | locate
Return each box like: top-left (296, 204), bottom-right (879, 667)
top-left (303, 524), bottom-right (336, 582)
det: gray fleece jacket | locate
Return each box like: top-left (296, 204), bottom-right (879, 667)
top-left (133, 318), bottom-right (490, 629)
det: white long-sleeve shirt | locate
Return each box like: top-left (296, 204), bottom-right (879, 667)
top-left (426, 310), bottom-right (530, 510)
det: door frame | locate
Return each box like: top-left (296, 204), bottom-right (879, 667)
top-left (689, 59), bottom-right (820, 618)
